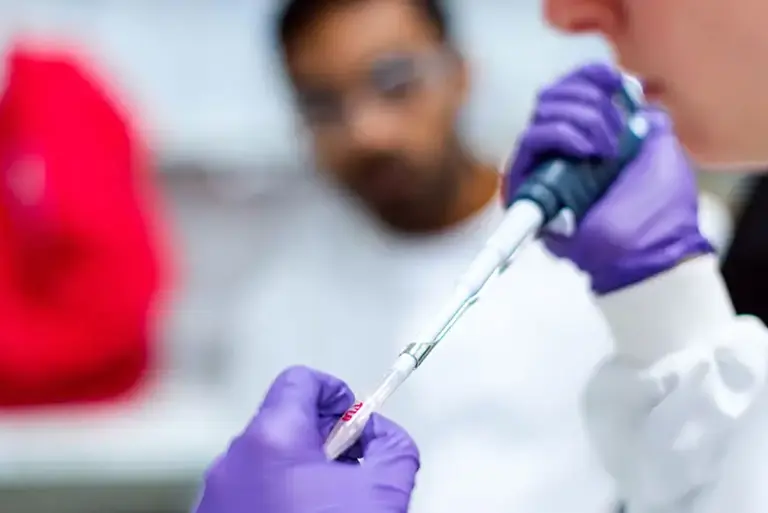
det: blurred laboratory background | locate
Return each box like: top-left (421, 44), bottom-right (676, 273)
top-left (0, 1), bottom-right (758, 513)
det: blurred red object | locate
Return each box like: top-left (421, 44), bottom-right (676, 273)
top-left (0, 42), bottom-right (169, 406)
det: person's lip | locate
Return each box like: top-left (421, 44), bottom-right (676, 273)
top-left (640, 78), bottom-right (667, 102)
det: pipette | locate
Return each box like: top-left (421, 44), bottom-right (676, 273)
top-left (324, 75), bottom-right (648, 461)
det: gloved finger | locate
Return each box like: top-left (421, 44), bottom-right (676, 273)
top-left (557, 62), bottom-right (624, 95)
top-left (358, 413), bottom-right (420, 490)
top-left (502, 123), bottom-right (596, 205)
top-left (533, 101), bottom-right (620, 157)
top-left (536, 83), bottom-right (624, 136)
top-left (246, 366), bottom-right (355, 455)
top-left (537, 81), bottom-right (605, 107)
top-left (641, 107), bottom-right (672, 132)
top-left (516, 122), bottom-right (598, 163)
top-left (259, 365), bottom-right (355, 416)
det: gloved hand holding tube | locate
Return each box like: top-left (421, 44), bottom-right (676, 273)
top-left (503, 63), bottom-right (713, 293)
top-left (194, 366), bottom-right (419, 513)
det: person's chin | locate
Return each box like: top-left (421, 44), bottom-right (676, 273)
top-left (697, 160), bottom-right (768, 174)
top-left (689, 145), bottom-right (768, 174)
top-left (677, 131), bottom-right (768, 173)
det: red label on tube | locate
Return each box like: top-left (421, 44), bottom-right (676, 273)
top-left (341, 402), bottom-right (364, 422)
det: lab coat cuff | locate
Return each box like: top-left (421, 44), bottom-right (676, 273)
top-left (595, 254), bottom-right (736, 363)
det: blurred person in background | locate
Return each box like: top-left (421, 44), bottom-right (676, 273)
top-left (226, 0), bottom-right (618, 511)
top-left (0, 41), bottom-right (167, 406)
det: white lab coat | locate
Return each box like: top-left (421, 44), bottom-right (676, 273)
top-left (584, 255), bottom-right (768, 512)
top-left (225, 190), bottom-right (617, 513)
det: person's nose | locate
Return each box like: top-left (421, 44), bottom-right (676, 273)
top-left (543, 0), bottom-right (617, 38)
top-left (346, 102), bottom-right (398, 152)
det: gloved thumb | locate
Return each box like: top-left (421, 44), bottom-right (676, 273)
top-left (358, 414), bottom-right (420, 496)
top-left (248, 366), bottom-right (355, 457)
top-left (564, 62), bottom-right (624, 95)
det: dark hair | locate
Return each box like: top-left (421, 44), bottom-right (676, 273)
top-left (275, 0), bottom-right (451, 53)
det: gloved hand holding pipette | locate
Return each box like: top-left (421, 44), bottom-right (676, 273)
top-left (502, 64), bottom-right (768, 513)
top-left (503, 63), bottom-right (713, 294)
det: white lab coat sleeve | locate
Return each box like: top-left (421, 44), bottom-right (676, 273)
top-left (584, 254), bottom-right (768, 513)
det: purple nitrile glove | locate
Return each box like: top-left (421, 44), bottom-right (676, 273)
top-left (194, 366), bottom-right (419, 513)
top-left (503, 63), bottom-right (713, 295)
